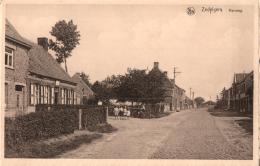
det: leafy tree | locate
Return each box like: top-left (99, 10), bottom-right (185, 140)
top-left (80, 72), bottom-right (92, 88)
top-left (92, 81), bottom-right (111, 104)
top-left (144, 67), bottom-right (166, 104)
top-left (92, 67), bottom-right (167, 105)
top-left (194, 97), bottom-right (205, 107)
top-left (49, 20), bottom-right (80, 73)
top-left (115, 68), bottom-right (147, 104)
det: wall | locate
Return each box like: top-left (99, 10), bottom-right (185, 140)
top-left (5, 40), bottom-right (29, 117)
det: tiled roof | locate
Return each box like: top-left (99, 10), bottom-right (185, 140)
top-left (5, 19), bottom-right (31, 48)
top-left (72, 73), bottom-right (94, 94)
top-left (5, 20), bottom-right (76, 84)
top-left (28, 43), bottom-right (76, 84)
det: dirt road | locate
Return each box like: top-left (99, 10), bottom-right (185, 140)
top-left (59, 108), bottom-right (252, 159)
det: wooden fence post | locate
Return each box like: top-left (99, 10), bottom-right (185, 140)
top-left (106, 106), bottom-right (108, 122)
top-left (79, 109), bottom-right (82, 130)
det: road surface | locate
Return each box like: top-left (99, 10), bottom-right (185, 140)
top-left (59, 108), bottom-right (252, 159)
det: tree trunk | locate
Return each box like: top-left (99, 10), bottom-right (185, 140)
top-left (64, 58), bottom-right (68, 73)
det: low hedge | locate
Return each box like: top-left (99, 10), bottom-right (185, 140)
top-left (81, 106), bottom-right (107, 129)
top-left (5, 109), bottom-right (77, 151)
top-left (36, 104), bottom-right (108, 129)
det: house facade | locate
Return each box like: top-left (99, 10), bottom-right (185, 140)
top-left (27, 39), bottom-right (78, 113)
top-left (220, 72), bottom-right (253, 113)
top-left (151, 62), bottom-right (191, 111)
top-left (171, 82), bottom-right (187, 111)
top-left (5, 20), bottom-right (78, 117)
top-left (72, 73), bottom-right (95, 105)
top-left (5, 19), bottom-right (32, 117)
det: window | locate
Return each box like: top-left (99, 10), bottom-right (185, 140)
top-left (36, 85), bottom-right (40, 104)
top-left (40, 86), bottom-right (44, 104)
top-left (61, 88), bottom-right (64, 104)
top-left (64, 89), bottom-right (68, 104)
top-left (43, 86), bottom-right (47, 104)
top-left (5, 47), bottom-right (14, 68)
top-left (15, 85), bottom-right (23, 91)
top-left (30, 84), bottom-right (35, 105)
top-left (51, 87), bottom-right (54, 104)
top-left (68, 90), bottom-right (71, 104)
top-left (73, 92), bottom-right (77, 105)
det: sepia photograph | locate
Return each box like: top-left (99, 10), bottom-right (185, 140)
top-left (1, 1), bottom-right (258, 165)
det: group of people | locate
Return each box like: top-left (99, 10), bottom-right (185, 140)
top-left (113, 106), bottom-right (131, 120)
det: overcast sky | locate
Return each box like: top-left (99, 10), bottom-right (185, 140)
top-left (6, 4), bottom-right (254, 101)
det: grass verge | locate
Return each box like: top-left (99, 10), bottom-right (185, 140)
top-left (5, 132), bottom-right (102, 158)
top-left (87, 123), bottom-right (118, 133)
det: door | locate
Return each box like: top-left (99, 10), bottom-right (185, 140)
top-left (54, 92), bottom-right (58, 104)
top-left (15, 85), bottom-right (24, 112)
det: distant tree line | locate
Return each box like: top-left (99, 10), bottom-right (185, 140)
top-left (91, 68), bottom-right (167, 105)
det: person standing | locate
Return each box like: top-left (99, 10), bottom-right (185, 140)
top-left (123, 106), bottom-right (128, 120)
top-left (114, 106), bottom-right (119, 119)
top-left (119, 106), bottom-right (123, 120)
top-left (127, 108), bottom-right (131, 119)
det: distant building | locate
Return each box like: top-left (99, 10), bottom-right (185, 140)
top-left (151, 62), bottom-right (174, 111)
top-left (151, 62), bottom-right (190, 111)
top-left (72, 73), bottom-right (95, 104)
top-left (171, 81), bottom-right (187, 111)
top-left (220, 71), bottom-right (253, 113)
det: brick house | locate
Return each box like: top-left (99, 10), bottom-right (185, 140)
top-left (220, 71), bottom-right (253, 113)
top-left (27, 39), bottom-right (77, 113)
top-left (5, 19), bottom-right (32, 117)
top-left (171, 81), bottom-right (187, 111)
top-left (151, 62), bottom-right (174, 111)
top-left (72, 73), bottom-right (95, 104)
top-left (5, 20), bottom-right (78, 117)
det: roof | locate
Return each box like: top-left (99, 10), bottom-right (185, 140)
top-left (28, 43), bottom-right (76, 84)
top-left (5, 19), bottom-right (31, 48)
top-left (234, 73), bottom-right (247, 83)
top-left (72, 73), bottom-right (94, 94)
top-left (6, 19), bottom-right (75, 84)
top-left (163, 77), bottom-right (174, 89)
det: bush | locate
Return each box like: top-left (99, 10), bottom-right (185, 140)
top-left (81, 106), bottom-right (107, 129)
top-left (5, 109), bottom-right (77, 151)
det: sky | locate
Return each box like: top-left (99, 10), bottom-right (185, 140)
top-left (6, 4), bottom-right (254, 101)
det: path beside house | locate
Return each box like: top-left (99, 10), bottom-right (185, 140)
top-left (59, 108), bottom-right (252, 159)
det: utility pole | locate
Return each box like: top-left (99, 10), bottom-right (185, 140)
top-left (190, 88), bottom-right (192, 99)
top-left (192, 91), bottom-right (194, 109)
top-left (173, 67), bottom-right (181, 85)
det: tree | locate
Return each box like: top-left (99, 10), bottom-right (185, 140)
top-left (144, 67), bottom-right (166, 104)
top-left (49, 20), bottom-right (80, 73)
top-left (80, 72), bottom-right (92, 88)
top-left (194, 97), bottom-right (205, 107)
top-left (115, 68), bottom-right (147, 104)
top-left (91, 81), bottom-right (112, 104)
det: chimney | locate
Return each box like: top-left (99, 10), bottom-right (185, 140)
top-left (163, 71), bottom-right (167, 77)
top-left (37, 37), bottom-right (48, 51)
top-left (153, 62), bottom-right (159, 69)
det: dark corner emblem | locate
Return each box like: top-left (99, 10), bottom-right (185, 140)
top-left (186, 7), bottom-right (195, 16)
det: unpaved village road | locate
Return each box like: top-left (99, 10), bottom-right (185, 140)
top-left (59, 108), bottom-right (252, 159)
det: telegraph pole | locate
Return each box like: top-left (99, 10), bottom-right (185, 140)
top-left (173, 67), bottom-right (181, 84)
top-left (190, 88), bottom-right (192, 99)
top-left (192, 91), bottom-right (195, 110)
